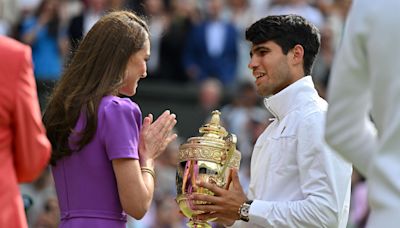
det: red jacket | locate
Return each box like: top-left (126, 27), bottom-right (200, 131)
top-left (0, 36), bottom-right (51, 228)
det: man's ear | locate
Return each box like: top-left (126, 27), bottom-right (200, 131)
top-left (290, 44), bottom-right (304, 65)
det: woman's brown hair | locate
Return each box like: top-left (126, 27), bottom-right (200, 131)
top-left (43, 11), bottom-right (150, 165)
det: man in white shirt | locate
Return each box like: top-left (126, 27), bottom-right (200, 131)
top-left (325, 1), bottom-right (400, 227)
top-left (190, 14), bottom-right (352, 227)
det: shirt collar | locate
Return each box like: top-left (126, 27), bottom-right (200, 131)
top-left (264, 76), bottom-right (317, 121)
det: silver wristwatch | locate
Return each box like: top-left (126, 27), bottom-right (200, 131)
top-left (239, 200), bottom-right (253, 222)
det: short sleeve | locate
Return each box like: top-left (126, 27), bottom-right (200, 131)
top-left (101, 99), bottom-right (142, 160)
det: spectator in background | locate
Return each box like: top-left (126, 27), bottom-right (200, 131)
top-left (325, 1), bottom-right (400, 227)
top-left (143, 0), bottom-right (168, 79)
top-left (249, 0), bottom-right (272, 19)
top-left (32, 196), bottom-right (60, 228)
top-left (140, 136), bottom-right (186, 227)
top-left (311, 24), bottom-right (334, 98)
top-left (0, 35), bottom-right (51, 228)
top-left (268, 0), bottom-right (325, 29)
top-left (347, 171), bottom-right (369, 228)
top-left (109, 0), bottom-right (128, 10)
top-left (18, 0), bottom-right (41, 13)
top-left (0, 0), bottom-right (19, 35)
top-left (157, 0), bottom-right (198, 83)
top-left (324, 0), bottom-right (352, 51)
top-left (67, 0), bottom-right (107, 52)
top-left (221, 82), bottom-right (264, 160)
top-left (154, 135), bottom-right (182, 197)
top-left (128, 0), bottom-right (146, 15)
top-left (20, 0), bottom-right (68, 111)
top-left (183, 0), bottom-right (238, 86)
top-left (225, 0), bottom-right (257, 84)
top-left (194, 78), bottom-right (224, 132)
top-left (20, 167), bottom-right (55, 227)
top-left (221, 81), bottom-right (268, 191)
top-left (130, 134), bottom-right (183, 228)
top-left (150, 195), bottom-right (185, 228)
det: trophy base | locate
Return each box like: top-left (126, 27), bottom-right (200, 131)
top-left (187, 219), bottom-right (212, 228)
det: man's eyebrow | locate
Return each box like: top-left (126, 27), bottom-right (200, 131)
top-left (250, 46), bottom-right (269, 57)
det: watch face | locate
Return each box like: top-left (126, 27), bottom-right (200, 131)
top-left (240, 204), bottom-right (250, 217)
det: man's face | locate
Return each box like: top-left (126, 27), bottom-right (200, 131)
top-left (248, 41), bottom-right (293, 97)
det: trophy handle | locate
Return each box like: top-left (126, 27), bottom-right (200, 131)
top-left (218, 134), bottom-right (237, 187)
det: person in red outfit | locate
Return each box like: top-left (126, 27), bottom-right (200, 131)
top-left (0, 35), bottom-right (51, 228)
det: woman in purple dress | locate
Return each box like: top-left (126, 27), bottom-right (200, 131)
top-left (42, 11), bottom-right (177, 227)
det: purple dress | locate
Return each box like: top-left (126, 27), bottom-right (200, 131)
top-left (52, 96), bottom-right (142, 227)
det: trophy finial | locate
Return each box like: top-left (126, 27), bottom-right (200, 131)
top-left (209, 110), bottom-right (221, 125)
top-left (199, 110), bottom-right (227, 138)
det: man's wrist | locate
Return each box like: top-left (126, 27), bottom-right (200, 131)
top-left (238, 200), bottom-right (253, 222)
top-left (222, 220), bottom-right (235, 227)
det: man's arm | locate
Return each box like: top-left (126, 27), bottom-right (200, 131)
top-left (13, 45), bottom-right (51, 182)
top-left (325, 0), bottom-right (377, 177)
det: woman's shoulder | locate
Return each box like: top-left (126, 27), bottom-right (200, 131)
top-left (100, 95), bottom-right (141, 114)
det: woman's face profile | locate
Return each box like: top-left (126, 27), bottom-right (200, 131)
top-left (119, 38), bottom-right (151, 96)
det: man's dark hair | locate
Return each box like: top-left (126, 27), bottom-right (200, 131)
top-left (245, 14), bottom-right (320, 75)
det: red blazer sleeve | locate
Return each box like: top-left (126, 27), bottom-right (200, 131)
top-left (12, 45), bottom-right (51, 182)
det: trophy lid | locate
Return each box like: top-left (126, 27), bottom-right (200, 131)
top-left (198, 110), bottom-right (227, 139)
top-left (178, 110), bottom-right (230, 163)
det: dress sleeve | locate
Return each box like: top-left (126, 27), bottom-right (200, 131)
top-left (13, 45), bottom-right (51, 182)
top-left (101, 99), bottom-right (142, 160)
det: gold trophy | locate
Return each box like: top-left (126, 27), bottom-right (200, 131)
top-left (176, 110), bottom-right (241, 228)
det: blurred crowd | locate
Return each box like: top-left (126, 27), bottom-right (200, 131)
top-left (0, 0), bottom-right (368, 227)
